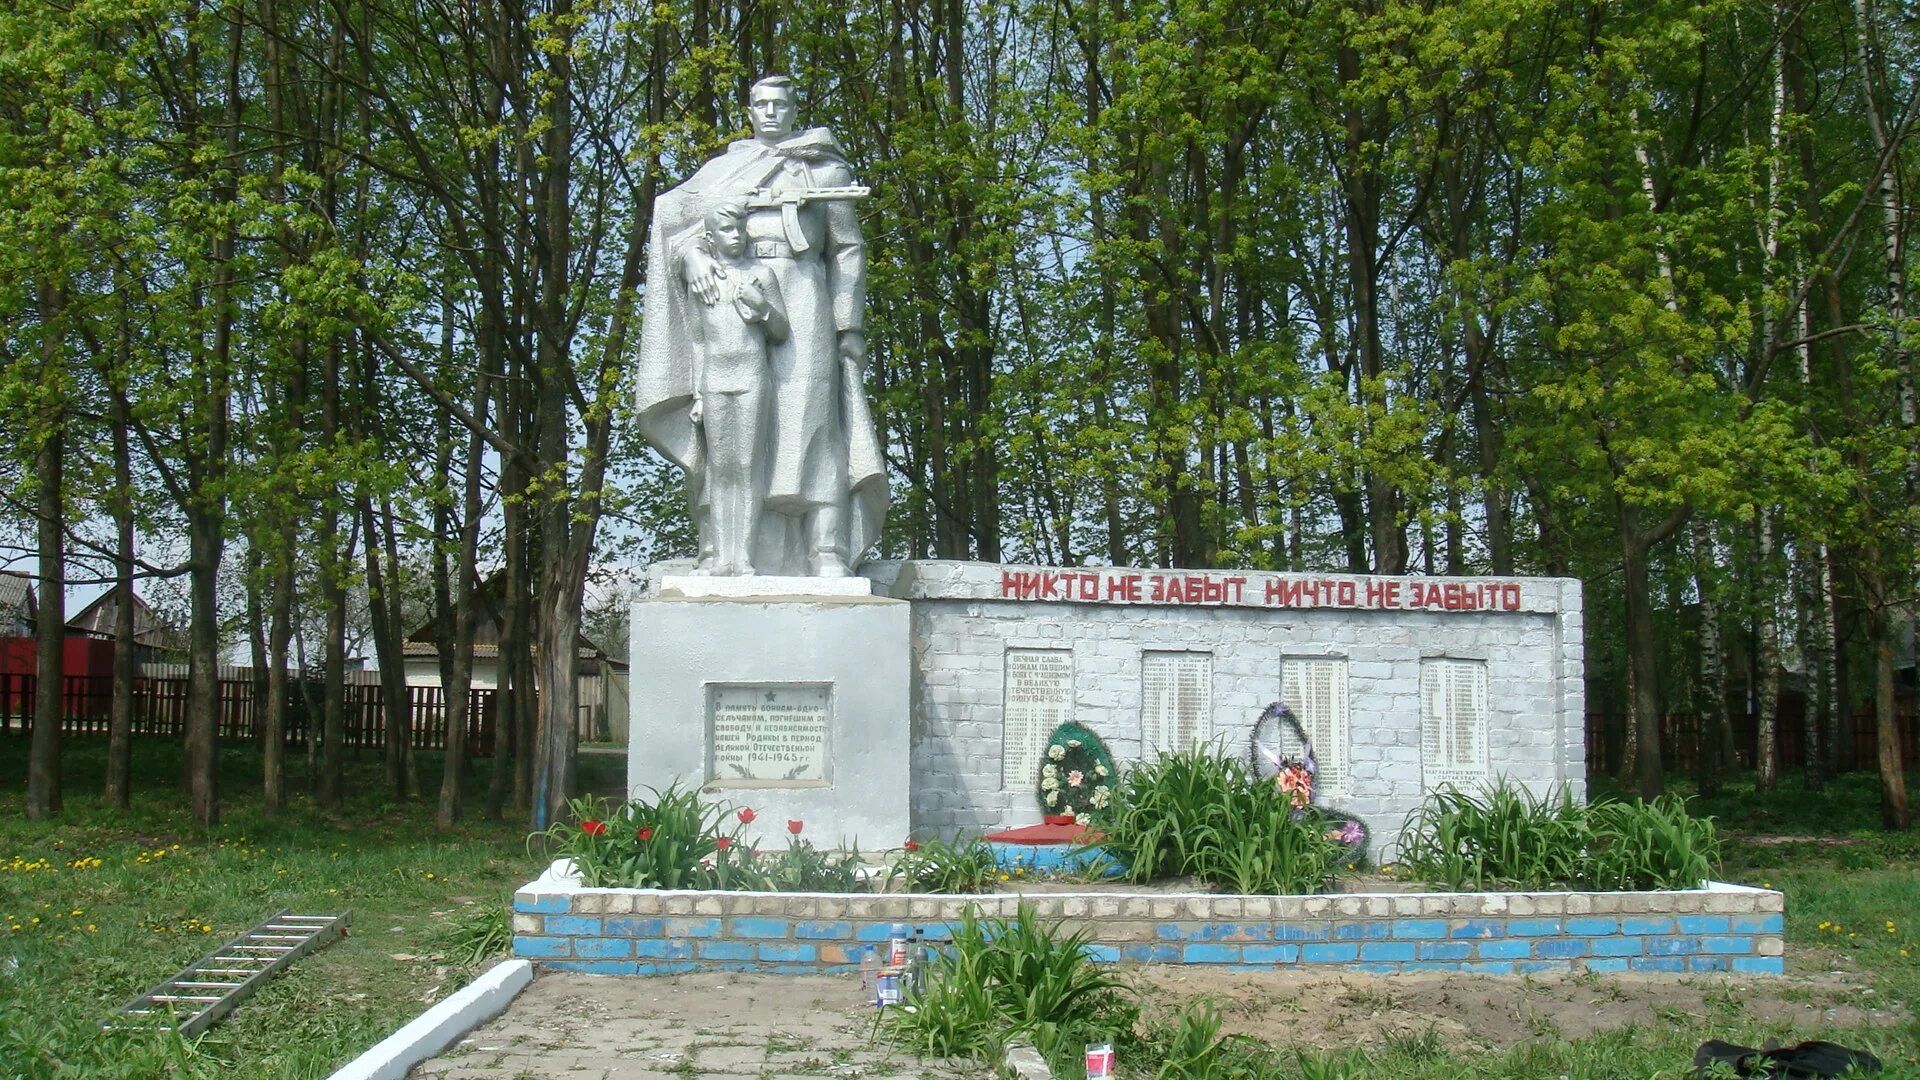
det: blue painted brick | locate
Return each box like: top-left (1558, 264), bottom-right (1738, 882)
top-left (605, 917), bottom-right (664, 937)
top-left (634, 962), bottom-right (699, 975)
top-left (1334, 922), bottom-right (1392, 941)
top-left (794, 921), bottom-right (853, 940)
top-left (1646, 937), bottom-right (1701, 956)
top-left (1690, 956), bottom-right (1732, 972)
top-left (1361, 941), bottom-right (1417, 962)
top-left (514, 935), bottom-right (569, 958)
top-left (698, 941), bottom-right (756, 961)
top-left (1121, 943), bottom-right (1180, 963)
top-left (1590, 937), bottom-right (1644, 957)
top-left (1461, 960), bottom-right (1516, 974)
top-left (1700, 936), bottom-right (1755, 955)
top-left (921, 924), bottom-right (953, 941)
top-left (1564, 918), bottom-right (1618, 937)
top-left (573, 937), bottom-right (630, 958)
top-left (513, 894), bottom-right (569, 914)
top-left (1478, 940), bottom-right (1530, 959)
top-left (1734, 913), bottom-right (1784, 935)
top-left (1403, 962), bottom-right (1461, 972)
top-left (544, 959), bottom-right (637, 974)
top-left (663, 918), bottom-right (722, 938)
top-left (1517, 960), bottom-right (1565, 974)
top-left (1182, 943), bottom-right (1241, 963)
top-left (1391, 919), bottom-right (1447, 939)
top-left (856, 923), bottom-right (895, 943)
top-left (705, 962), bottom-right (757, 973)
top-left (1506, 919), bottom-right (1563, 937)
top-left (1732, 956), bottom-right (1785, 975)
top-left (758, 943), bottom-right (818, 963)
top-left (633, 939), bottom-right (695, 959)
top-left (1630, 957), bottom-right (1687, 973)
top-left (770, 964), bottom-right (821, 974)
top-left (544, 915), bottom-right (601, 936)
top-left (1535, 938), bottom-right (1588, 959)
top-left (1623, 917), bottom-right (1675, 935)
top-left (1273, 924), bottom-right (1331, 942)
top-left (1678, 915), bottom-right (1731, 935)
top-left (731, 917), bottom-right (793, 939)
top-left (1585, 958), bottom-right (1630, 973)
top-left (1242, 944), bottom-right (1300, 964)
top-left (1451, 920), bottom-right (1506, 939)
top-left (1087, 945), bottom-right (1120, 963)
top-left (1419, 941), bottom-right (1473, 961)
top-left (1156, 923), bottom-right (1189, 941)
top-left (1301, 943), bottom-right (1360, 963)
top-left (1352, 963), bottom-right (1402, 973)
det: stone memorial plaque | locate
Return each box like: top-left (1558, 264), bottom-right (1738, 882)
top-left (706, 682), bottom-right (832, 787)
top-left (1002, 648), bottom-right (1074, 790)
top-left (1141, 650), bottom-right (1212, 757)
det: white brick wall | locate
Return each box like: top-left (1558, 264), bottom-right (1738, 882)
top-left (874, 561), bottom-right (1585, 861)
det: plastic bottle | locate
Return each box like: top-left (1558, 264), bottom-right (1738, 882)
top-left (888, 923), bottom-right (910, 967)
top-left (909, 927), bottom-right (929, 994)
top-left (858, 948), bottom-right (878, 996)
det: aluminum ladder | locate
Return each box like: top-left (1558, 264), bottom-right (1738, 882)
top-left (104, 909), bottom-right (350, 1038)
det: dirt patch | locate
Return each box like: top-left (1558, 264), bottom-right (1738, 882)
top-left (1123, 965), bottom-right (1902, 1054)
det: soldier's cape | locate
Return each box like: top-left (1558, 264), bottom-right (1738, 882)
top-left (634, 128), bottom-right (888, 563)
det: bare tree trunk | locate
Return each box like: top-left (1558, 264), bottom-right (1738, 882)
top-left (28, 377), bottom-right (64, 821)
top-left (104, 379), bottom-right (136, 809)
top-left (1620, 506), bottom-right (1666, 799)
top-left (1863, 564), bottom-right (1911, 828)
top-left (1754, 510), bottom-right (1783, 792)
top-left (1691, 520), bottom-right (1729, 797)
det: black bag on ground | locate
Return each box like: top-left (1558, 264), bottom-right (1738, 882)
top-left (1693, 1039), bottom-right (1884, 1077)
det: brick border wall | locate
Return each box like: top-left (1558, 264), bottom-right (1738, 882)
top-left (511, 864), bottom-right (1783, 977)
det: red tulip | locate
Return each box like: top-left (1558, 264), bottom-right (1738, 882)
top-left (904, 839), bottom-right (920, 852)
top-left (715, 836), bottom-right (732, 851)
top-left (637, 826), bottom-right (654, 841)
top-left (787, 819), bottom-right (803, 836)
top-left (581, 820), bottom-right (607, 837)
top-left (737, 807), bottom-right (757, 824)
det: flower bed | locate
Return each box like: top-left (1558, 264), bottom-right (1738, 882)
top-left (511, 859), bottom-right (1784, 977)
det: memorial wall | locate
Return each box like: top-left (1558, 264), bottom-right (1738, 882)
top-left (873, 560), bottom-right (1585, 860)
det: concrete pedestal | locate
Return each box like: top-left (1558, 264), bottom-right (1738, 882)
top-left (626, 587), bottom-right (910, 851)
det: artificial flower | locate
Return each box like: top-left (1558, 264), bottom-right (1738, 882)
top-left (1067, 770), bottom-right (1084, 788)
top-left (1047, 744), bottom-right (1066, 761)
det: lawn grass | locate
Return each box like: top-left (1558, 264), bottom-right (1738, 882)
top-left (0, 736), bottom-right (609, 1079)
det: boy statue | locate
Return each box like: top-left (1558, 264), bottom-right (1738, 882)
top-left (686, 200), bottom-right (788, 576)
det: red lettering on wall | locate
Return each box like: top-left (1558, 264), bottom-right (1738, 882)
top-left (1502, 584), bottom-right (1522, 610)
top-left (1336, 581), bottom-right (1357, 607)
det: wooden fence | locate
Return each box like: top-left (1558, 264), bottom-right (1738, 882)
top-left (0, 672), bottom-right (496, 757)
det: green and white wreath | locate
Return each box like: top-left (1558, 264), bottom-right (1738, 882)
top-left (1036, 720), bottom-right (1117, 821)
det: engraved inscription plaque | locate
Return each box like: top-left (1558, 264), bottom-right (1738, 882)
top-left (1002, 648), bottom-right (1073, 790)
top-left (1142, 650), bottom-right (1212, 757)
top-left (707, 682), bottom-right (832, 787)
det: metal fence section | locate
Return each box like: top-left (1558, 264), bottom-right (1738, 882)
top-left (0, 672), bottom-right (497, 757)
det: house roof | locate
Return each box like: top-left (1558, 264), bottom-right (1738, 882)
top-left (403, 571), bottom-right (621, 666)
top-left (65, 584), bottom-right (188, 652)
top-left (0, 571), bottom-right (35, 634)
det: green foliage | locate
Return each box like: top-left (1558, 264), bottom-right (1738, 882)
top-left (887, 904), bottom-right (1130, 1063)
top-left (1096, 748), bottom-right (1344, 894)
top-left (886, 836), bottom-right (1003, 894)
top-left (428, 905), bottom-right (510, 966)
top-left (532, 788), bottom-right (869, 892)
top-left (1397, 783), bottom-right (1719, 890)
